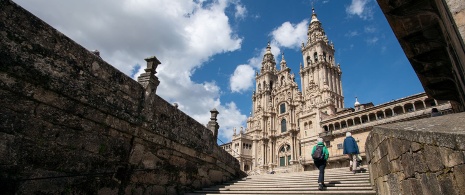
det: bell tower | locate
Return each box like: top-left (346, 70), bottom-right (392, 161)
top-left (300, 8), bottom-right (344, 115)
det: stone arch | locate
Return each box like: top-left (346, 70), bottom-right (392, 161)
top-left (361, 115), bottom-right (369, 123)
top-left (376, 110), bottom-right (385, 119)
top-left (385, 108), bottom-right (393, 117)
top-left (341, 120), bottom-right (347, 128)
top-left (404, 103), bottom-right (414, 112)
top-left (278, 143), bottom-right (292, 167)
top-left (354, 117), bottom-right (361, 125)
top-left (393, 106), bottom-right (403, 115)
top-left (347, 119), bottom-right (354, 127)
top-left (414, 100), bottom-right (425, 110)
top-left (368, 113), bottom-right (376, 121)
top-left (323, 125), bottom-right (329, 132)
top-left (424, 98), bottom-right (436, 107)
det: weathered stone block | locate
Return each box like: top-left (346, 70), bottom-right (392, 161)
top-left (452, 164), bottom-right (465, 193)
top-left (389, 158), bottom-right (402, 173)
top-left (401, 178), bottom-right (424, 195)
top-left (412, 151), bottom-right (428, 173)
top-left (437, 173), bottom-right (458, 195)
top-left (400, 152), bottom-right (415, 179)
top-left (378, 155), bottom-right (391, 177)
top-left (419, 173), bottom-right (442, 195)
top-left (439, 146), bottom-right (464, 168)
top-left (386, 173), bottom-right (400, 194)
top-left (209, 170), bottom-right (224, 183)
top-left (423, 145), bottom-right (445, 172)
top-left (411, 142), bottom-right (422, 152)
top-left (387, 138), bottom-right (405, 161)
top-left (0, 133), bottom-right (16, 165)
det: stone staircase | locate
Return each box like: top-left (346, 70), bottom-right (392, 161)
top-left (186, 166), bottom-right (376, 195)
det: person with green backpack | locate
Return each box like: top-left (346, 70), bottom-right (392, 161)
top-left (311, 137), bottom-right (329, 190)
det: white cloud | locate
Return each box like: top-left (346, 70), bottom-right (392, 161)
top-left (14, 0), bottom-right (246, 141)
top-left (270, 20), bottom-right (308, 49)
top-left (346, 0), bottom-right (373, 20)
top-left (364, 26), bottom-right (376, 33)
top-left (229, 20), bottom-right (306, 94)
top-left (234, 3), bottom-right (247, 19)
top-left (345, 30), bottom-right (360, 37)
top-left (366, 37), bottom-right (379, 45)
top-left (217, 102), bottom-right (248, 142)
top-left (230, 64), bottom-right (255, 93)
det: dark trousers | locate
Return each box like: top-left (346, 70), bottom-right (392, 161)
top-left (314, 160), bottom-right (327, 183)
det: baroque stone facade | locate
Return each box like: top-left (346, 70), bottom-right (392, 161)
top-left (220, 8), bottom-right (455, 174)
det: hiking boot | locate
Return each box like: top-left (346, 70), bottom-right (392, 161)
top-left (318, 184), bottom-right (323, 191)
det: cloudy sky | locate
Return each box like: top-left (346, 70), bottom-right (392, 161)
top-left (14, 0), bottom-right (424, 144)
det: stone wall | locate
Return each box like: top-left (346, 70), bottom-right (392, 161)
top-left (445, 0), bottom-right (465, 42)
top-left (365, 112), bottom-right (465, 195)
top-left (0, 1), bottom-right (245, 194)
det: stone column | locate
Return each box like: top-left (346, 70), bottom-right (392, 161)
top-left (207, 108), bottom-right (220, 141)
top-left (137, 56), bottom-right (161, 93)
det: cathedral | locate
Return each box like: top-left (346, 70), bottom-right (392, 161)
top-left (220, 8), bottom-right (454, 174)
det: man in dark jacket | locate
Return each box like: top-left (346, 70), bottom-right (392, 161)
top-left (312, 137), bottom-right (329, 190)
top-left (343, 132), bottom-right (359, 173)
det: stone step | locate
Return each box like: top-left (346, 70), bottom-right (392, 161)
top-left (229, 174), bottom-right (370, 183)
top-left (209, 183), bottom-right (372, 190)
top-left (186, 190), bottom-right (377, 195)
top-left (186, 167), bottom-right (375, 195)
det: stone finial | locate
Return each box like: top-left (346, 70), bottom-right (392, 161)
top-left (137, 56), bottom-right (161, 93)
top-left (207, 108), bottom-right (220, 142)
top-left (144, 56), bottom-right (161, 74)
top-left (210, 108), bottom-right (219, 120)
top-left (91, 49), bottom-right (100, 57)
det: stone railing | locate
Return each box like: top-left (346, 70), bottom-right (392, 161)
top-left (365, 112), bottom-right (465, 194)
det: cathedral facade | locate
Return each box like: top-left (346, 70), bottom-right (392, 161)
top-left (220, 9), bottom-right (454, 174)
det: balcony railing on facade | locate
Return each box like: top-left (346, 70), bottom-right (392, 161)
top-left (319, 103), bottom-right (452, 138)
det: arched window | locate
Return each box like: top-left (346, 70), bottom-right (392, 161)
top-left (258, 83), bottom-right (261, 91)
top-left (323, 52), bottom-right (327, 62)
top-left (280, 103), bottom-right (286, 114)
top-left (281, 119), bottom-right (287, 133)
top-left (306, 56), bottom-right (311, 66)
top-left (314, 52), bottom-right (318, 62)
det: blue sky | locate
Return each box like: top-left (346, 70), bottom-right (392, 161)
top-left (15, 0), bottom-right (424, 144)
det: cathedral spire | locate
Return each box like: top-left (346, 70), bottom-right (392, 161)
top-left (311, 7), bottom-right (319, 23)
top-left (280, 52), bottom-right (287, 70)
top-left (261, 42), bottom-right (276, 73)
